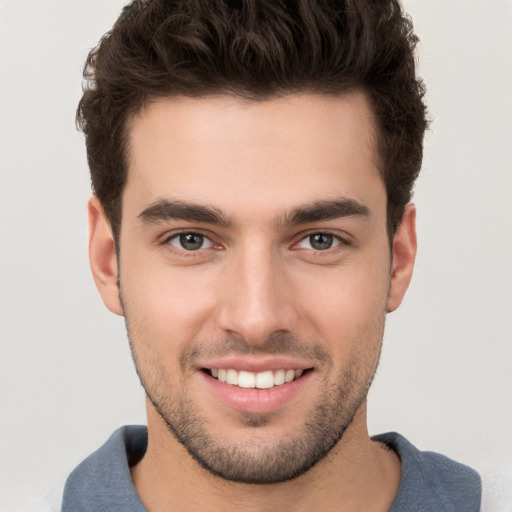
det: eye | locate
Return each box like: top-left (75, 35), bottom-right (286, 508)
top-left (296, 232), bottom-right (342, 251)
top-left (167, 232), bottom-right (214, 251)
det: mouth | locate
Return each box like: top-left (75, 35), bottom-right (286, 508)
top-left (198, 358), bottom-right (315, 414)
top-left (203, 368), bottom-right (309, 389)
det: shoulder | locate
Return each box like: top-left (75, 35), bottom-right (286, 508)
top-left (373, 432), bottom-right (481, 512)
top-left (61, 425), bottom-right (148, 512)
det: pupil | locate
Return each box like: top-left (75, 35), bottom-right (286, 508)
top-left (180, 233), bottom-right (203, 250)
top-left (310, 233), bottom-right (333, 250)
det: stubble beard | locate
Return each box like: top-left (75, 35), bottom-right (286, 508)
top-left (124, 317), bottom-right (384, 485)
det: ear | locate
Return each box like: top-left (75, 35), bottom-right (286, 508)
top-left (88, 196), bottom-right (124, 316)
top-left (387, 204), bottom-right (417, 313)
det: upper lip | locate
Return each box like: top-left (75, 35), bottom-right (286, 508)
top-left (197, 356), bottom-right (314, 373)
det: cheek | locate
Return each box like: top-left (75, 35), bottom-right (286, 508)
top-left (119, 253), bottom-right (221, 353)
top-left (293, 256), bottom-right (390, 347)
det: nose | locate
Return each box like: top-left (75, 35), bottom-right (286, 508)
top-left (216, 243), bottom-right (298, 345)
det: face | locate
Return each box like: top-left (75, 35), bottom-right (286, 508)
top-left (89, 92), bottom-right (416, 484)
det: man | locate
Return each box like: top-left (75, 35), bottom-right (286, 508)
top-left (62, 0), bottom-right (481, 510)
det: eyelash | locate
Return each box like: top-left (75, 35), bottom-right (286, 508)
top-left (161, 230), bottom-right (349, 257)
top-left (292, 231), bottom-right (348, 252)
top-left (162, 230), bottom-right (219, 256)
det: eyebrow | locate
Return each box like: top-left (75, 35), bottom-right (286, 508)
top-left (138, 197), bottom-right (370, 229)
top-left (138, 200), bottom-right (235, 228)
top-left (282, 198), bottom-right (370, 228)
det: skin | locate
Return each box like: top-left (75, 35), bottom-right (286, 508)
top-left (88, 91), bottom-right (417, 511)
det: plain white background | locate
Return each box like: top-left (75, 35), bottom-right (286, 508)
top-left (1, 1), bottom-right (511, 510)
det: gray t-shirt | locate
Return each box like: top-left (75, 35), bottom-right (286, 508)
top-left (62, 425), bottom-right (481, 511)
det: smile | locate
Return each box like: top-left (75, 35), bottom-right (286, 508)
top-left (207, 368), bottom-right (306, 389)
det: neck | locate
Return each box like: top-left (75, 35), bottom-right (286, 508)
top-left (131, 400), bottom-right (401, 512)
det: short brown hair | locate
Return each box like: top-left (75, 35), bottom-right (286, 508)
top-left (77, 0), bottom-right (427, 242)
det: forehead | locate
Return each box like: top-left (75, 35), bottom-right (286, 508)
top-left (124, 92), bottom-right (384, 223)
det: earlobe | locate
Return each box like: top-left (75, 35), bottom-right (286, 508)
top-left (88, 196), bottom-right (124, 316)
top-left (387, 204), bottom-right (417, 313)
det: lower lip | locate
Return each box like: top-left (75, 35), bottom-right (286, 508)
top-left (200, 370), bottom-right (312, 414)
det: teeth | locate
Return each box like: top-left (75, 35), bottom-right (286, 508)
top-left (226, 369), bottom-right (238, 385)
top-left (274, 369), bottom-right (285, 386)
top-left (256, 370), bottom-right (274, 389)
top-left (238, 371), bottom-right (256, 388)
top-left (209, 368), bottom-right (306, 389)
